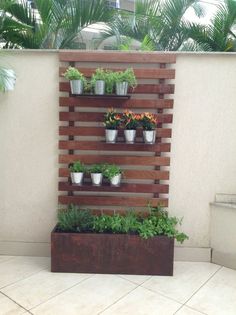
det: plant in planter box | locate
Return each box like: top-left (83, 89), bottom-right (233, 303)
top-left (63, 67), bottom-right (86, 95)
top-left (91, 68), bottom-right (106, 95)
top-left (52, 204), bottom-right (188, 275)
top-left (140, 112), bottom-right (157, 144)
top-left (114, 68), bottom-right (137, 95)
top-left (69, 161), bottom-right (86, 185)
top-left (104, 164), bottom-right (122, 186)
top-left (104, 108), bottom-right (122, 143)
top-left (122, 110), bottom-right (141, 143)
top-left (88, 163), bottom-right (106, 186)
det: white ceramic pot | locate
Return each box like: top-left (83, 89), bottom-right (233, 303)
top-left (91, 173), bottom-right (103, 186)
top-left (105, 129), bottom-right (118, 143)
top-left (95, 80), bottom-right (105, 95)
top-left (70, 80), bottom-right (83, 95)
top-left (116, 82), bottom-right (128, 95)
top-left (110, 174), bottom-right (121, 186)
top-left (143, 130), bottom-right (156, 144)
top-left (124, 129), bottom-right (136, 144)
top-left (70, 172), bottom-right (84, 185)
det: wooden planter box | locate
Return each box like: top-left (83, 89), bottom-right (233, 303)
top-left (51, 227), bottom-right (174, 276)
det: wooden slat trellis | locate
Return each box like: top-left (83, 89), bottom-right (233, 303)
top-left (58, 51), bottom-right (176, 212)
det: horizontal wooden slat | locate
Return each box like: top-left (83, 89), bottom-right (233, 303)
top-left (59, 182), bottom-right (169, 194)
top-left (59, 168), bottom-right (169, 180)
top-left (59, 155), bottom-right (170, 166)
top-left (58, 195), bottom-right (168, 207)
top-left (59, 112), bottom-right (172, 124)
top-left (59, 141), bottom-right (170, 152)
top-left (59, 97), bottom-right (174, 109)
top-left (60, 82), bottom-right (174, 94)
top-left (59, 51), bottom-right (176, 64)
top-left (59, 67), bottom-right (175, 79)
top-left (59, 126), bottom-right (172, 138)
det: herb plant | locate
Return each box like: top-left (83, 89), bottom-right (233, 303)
top-left (103, 164), bottom-right (122, 180)
top-left (113, 68), bottom-right (137, 88)
top-left (89, 163), bottom-right (106, 174)
top-left (69, 161), bottom-right (86, 173)
top-left (63, 67), bottom-right (86, 82)
top-left (57, 204), bottom-right (189, 243)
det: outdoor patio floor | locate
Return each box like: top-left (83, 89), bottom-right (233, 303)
top-left (0, 256), bottom-right (236, 315)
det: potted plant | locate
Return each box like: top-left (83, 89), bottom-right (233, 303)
top-left (114, 68), bottom-right (137, 95)
top-left (51, 204), bottom-right (188, 275)
top-left (104, 164), bottom-right (122, 186)
top-left (140, 112), bottom-right (157, 144)
top-left (104, 108), bottom-right (121, 143)
top-left (104, 70), bottom-right (115, 94)
top-left (63, 67), bottom-right (86, 95)
top-left (122, 110), bottom-right (141, 144)
top-left (91, 68), bottom-right (106, 95)
top-left (89, 164), bottom-right (106, 186)
top-left (69, 161), bottom-right (86, 185)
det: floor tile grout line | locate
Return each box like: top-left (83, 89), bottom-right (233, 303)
top-left (29, 274), bottom-right (95, 312)
top-left (173, 265), bottom-right (223, 315)
top-left (0, 291), bottom-right (32, 314)
top-left (117, 275), bottom-right (152, 286)
top-left (97, 281), bottom-right (141, 315)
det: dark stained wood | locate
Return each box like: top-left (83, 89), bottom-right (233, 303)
top-left (58, 195), bottom-right (168, 207)
top-left (59, 126), bottom-right (172, 138)
top-left (59, 155), bottom-right (170, 166)
top-left (59, 141), bottom-right (171, 152)
top-left (59, 51), bottom-right (176, 64)
top-left (51, 230), bottom-right (174, 275)
top-left (59, 97), bottom-right (174, 109)
top-left (59, 168), bottom-right (169, 180)
top-left (60, 82), bottom-right (175, 94)
top-left (59, 67), bottom-right (175, 79)
top-left (59, 182), bottom-right (169, 194)
top-left (59, 112), bottom-right (173, 124)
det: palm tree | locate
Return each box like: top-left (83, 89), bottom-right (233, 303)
top-left (0, 0), bottom-right (114, 49)
top-left (104, 0), bottom-right (205, 51)
top-left (184, 0), bottom-right (236, 51)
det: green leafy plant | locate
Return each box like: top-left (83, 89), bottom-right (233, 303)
top-left (69, 161), bottom-right (86, 173)
top-left (58, 204), bottom-right (93, 232)
top-left (113, 68), bottom-right (137, 88)
top-left (104, 108), bottom-right (122, 129)
top-left (57, 204), bottom-right (189, 243)
top-left (91, 68), bottom-right (107, 88)
top-left (140, 112), bottom-right (157, 130)
top-left (104, 70), bottom-right (115, 94)
top-left (63, 67), bottom-right (86, 82)
top-left (103, 164), bottom-right (122, 180)
top-left (88, 163), bottom-right (107, 174)
top-left (122, 110), bottom-right (141, 130)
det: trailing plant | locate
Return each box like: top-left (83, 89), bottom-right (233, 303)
top-left (113, 68), bottom-right (137, 88)
top-left (89, 163), bottom-right (107, 174)
top-left (104, 70), bottom-right (115, 94)
top-left (103, 164), bottom-right (122, 180)
top-left (122, 110), bottom-right (141, 130)
top-left (140, 112), bottom-right (157, 130)
top-left (63, 67), bottom-right (86, 82)
top-left (104, 108), bottom-right (122, 129)
top-left (58, 204), bottom-right (93, 232)
top-left (57, 204), bottom-right (189, 243)
top-left (69, 161), bottom-right (86, 173)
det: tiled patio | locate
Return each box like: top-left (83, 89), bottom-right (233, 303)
top-left (0, 256), bottom-right (236, 315)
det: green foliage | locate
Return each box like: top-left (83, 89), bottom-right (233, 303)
top-left (91, 68), bottom-right (106, 85)
top-left (104, 70), bottom-right (115, 94)
top-left (103, 164), bottom-right (122, 180)
top-left (88, 163), bottom-right (106, 174)
top-left (58, 204), bottom-right (93, 232)
top-left (63, 67), bottom-right (86, 81)
top-left (113, 68), bottom-right (137, 88)
top-left (69, 161), bottom-right (86, 173)
top-left (57, 204), bottom-right (189, 243)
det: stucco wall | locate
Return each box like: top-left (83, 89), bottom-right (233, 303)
top-left (0, 51), bottom-right (236, 258)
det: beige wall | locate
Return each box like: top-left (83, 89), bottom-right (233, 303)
top-left (0, 51), bottom-right (236, 258)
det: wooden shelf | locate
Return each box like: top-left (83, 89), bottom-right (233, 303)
top-left (71, 93), bottom-right (131, 99)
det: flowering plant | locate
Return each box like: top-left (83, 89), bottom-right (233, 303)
top-left (104, 108), bottom-right (121, 130)
top-left (122, 110), bottom-right (141, 130)
top-left (140, 112), bottom-right (157, 130)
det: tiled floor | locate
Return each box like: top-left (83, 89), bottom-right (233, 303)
top-left (0, 256), bottom-right (235, 315)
